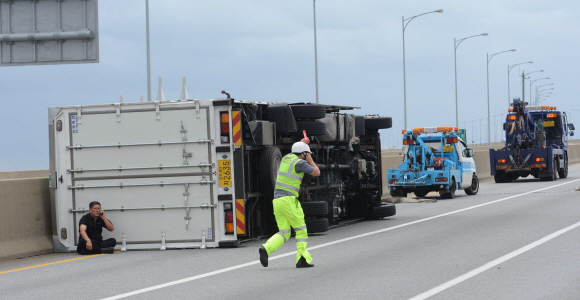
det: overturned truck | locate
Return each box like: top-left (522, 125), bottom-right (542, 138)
top-left (49, 93), bottom-right (394, 251)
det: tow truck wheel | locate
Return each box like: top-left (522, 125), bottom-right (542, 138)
top-left (545, 158), bottom-right (558, 181)
top-left (465, 174), bottom-right (479, 195)
top-left (440, 179), bottom-right (456, 199)
top-left (558, 155), bottom-right (568, 179)
top-left (414, 190), bottom-right (429, 198)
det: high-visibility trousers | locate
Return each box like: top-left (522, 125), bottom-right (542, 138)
top-left (262, 195), bottom-right (313, 264)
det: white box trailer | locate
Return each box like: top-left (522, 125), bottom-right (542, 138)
top-left (49, 99), bottom-right (239, 251)
top-left (49, 95), bottom-right (395, 252)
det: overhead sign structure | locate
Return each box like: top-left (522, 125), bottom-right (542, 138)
top-left (0, 0), bottom-right (99, 67)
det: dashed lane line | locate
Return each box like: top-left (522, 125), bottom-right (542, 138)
top-left (102, 178), bottom-right (580, 300)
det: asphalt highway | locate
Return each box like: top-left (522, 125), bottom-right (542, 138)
top-left (1, 166), bottom-right (580, 300)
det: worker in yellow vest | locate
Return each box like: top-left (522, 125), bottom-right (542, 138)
top-left (259, 139), bottom-right (320, 268)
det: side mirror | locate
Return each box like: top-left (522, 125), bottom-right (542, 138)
top-left (568, 123), bottom-right (575, 130)
top-left (503, 123), bottom-right (506, 130)
top-left (463, 148), bottom-right (474, 158)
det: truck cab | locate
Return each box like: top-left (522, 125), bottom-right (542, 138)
top-left (387, 127), bottom-right (479, 199)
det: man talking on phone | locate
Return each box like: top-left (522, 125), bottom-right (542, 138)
top-left (77, 201), bottom-right (117, 255)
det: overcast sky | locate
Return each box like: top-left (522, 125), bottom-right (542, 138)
top-left (1, 0), bottom-right (579, 171)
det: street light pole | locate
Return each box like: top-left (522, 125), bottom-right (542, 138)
top-left (508, 61), bottom-right (532, 106)
top-left (487, 49), bottom-right (516, 143)
top-left (313, 0), bottom-right (319, 104)
top-left (402, 9), bottom-right (443, 130)
top-left (529, 76), bottom-right (550, 105)
top-left (454, 33), bottom-right (488, 128)
top-left (146, 0), bottom-right (152, 102)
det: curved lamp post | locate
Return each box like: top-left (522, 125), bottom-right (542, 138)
top-left (454, 33), bottom-right (488, 128)
top-left (487, 49), bottom-right (516, 143)
top-left (508, 61), bottom-right (532, 106)
top-left (530, 77), bottom-right (550, 105)
top-left (402, 9), bottom-right (443, 130)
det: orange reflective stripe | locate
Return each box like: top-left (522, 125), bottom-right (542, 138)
top-left (232, 111), bottom-right (242, 146)
top-left (236, 199), bottom-right (245, 234)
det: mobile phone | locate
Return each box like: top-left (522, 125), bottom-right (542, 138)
top-left (100, 212), bottom-right (103, 216)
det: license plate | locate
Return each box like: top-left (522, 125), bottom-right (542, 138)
top-left (218, 160), bottom-right (232, 187)
top-left (443, 146), bottom-right (455, 153)
top-left (543, 121), bottom-right (554, 127)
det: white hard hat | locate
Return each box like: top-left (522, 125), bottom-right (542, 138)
top-left (292, 142), bottom-right (311, 154)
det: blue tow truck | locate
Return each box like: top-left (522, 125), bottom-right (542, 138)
top-left (387, 127), bottom-right (479, 199)
top-left (490, 99), bottom-right (575, 182)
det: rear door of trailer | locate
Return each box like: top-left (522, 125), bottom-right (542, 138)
top-left (52, 100), bottom-right (237, 251)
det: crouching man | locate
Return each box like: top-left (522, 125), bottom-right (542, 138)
top-left (77, 201), bottom-right (117, 255)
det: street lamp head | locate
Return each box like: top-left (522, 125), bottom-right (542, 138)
top-left (510, 49), bottom-right (516, 52)
top-left (481, 33), bottom-right (489, 36)
top-left (434, 9), bottom-right (443, 13)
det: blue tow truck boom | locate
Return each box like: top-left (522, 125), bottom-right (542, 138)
top-left (489, 99), bottom-right (575, 182)
top-left (387, 127), bottom-right (479, 199)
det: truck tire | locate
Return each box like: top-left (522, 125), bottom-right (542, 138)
top-left (258, 146), bottom-right (282, 197)
top-left (440, 178), bottom-right (456, 199)
top-left (369, 203), bottom-right (396, 219)
top-left (290, 104), bottom-right (327, 119)
top-left (544, 158), bottom-right (558, 181)
top-left (465, 174), bottom-right (479, 195)
top-left (558, 154), bottom-right (568, 179)
top-left (414, 190), bottom-right (429, 198)
top-left (301, 201), bottom-right (328, 216)
top-left (305, 218), bottom-right (329, 233)
top-left (364, 117), bottom-right (392, 129)
top-left (296, 121), bottom-right (327, 136)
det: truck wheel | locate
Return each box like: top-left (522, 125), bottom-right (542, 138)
top-left (414, 190), bottom-right (429, 198)
top-left (465, 174), bottom-right (479, 195)
top-left (364, 117), bottom-right (392, 129)
top-left (546, 158), bottom-right (558, 181)
top-left (290, 104), bottom-right (327, 119)
top-left (296, 121), bottom-right (327, 136)
top-left (305, 218), bottom-right (329, 233)
top-left (558, 155), bottom-right (568, 178)
top-left (258, 146), bottom-right (282, 197)
top-left (493, 172), bottom-right (503, 183)
top-left (369, 203), bottom-right (396, 219)
top-left (441, 179), bottom-right (456, 199)
top-left (301, 201), bottom-right (328, 217)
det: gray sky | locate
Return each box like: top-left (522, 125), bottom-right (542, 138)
top-left (1, 0), bottom-right (579, 171)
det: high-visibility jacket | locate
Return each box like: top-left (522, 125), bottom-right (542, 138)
top-left (274, 154), bottom-right (304, 197)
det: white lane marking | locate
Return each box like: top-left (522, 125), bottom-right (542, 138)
top-left (409, 220), bottom-right (580, 300)
top-left (102, 178), bottom-right (580, 300)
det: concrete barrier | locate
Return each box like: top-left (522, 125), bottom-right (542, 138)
top-left (0, 177), bottom-right (52, 261)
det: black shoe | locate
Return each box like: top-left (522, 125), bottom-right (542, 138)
top-left (259, 247), bottom-right (268, 267)
top-left (296, 256), bottom-right (314, 268)
top-left (102, 247), bottom-right (115, 254)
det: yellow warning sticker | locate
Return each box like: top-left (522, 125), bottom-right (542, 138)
top-left (443, 146), bottom-right (455, 153)
top-left (218, 160), bottom-right (232, 187)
